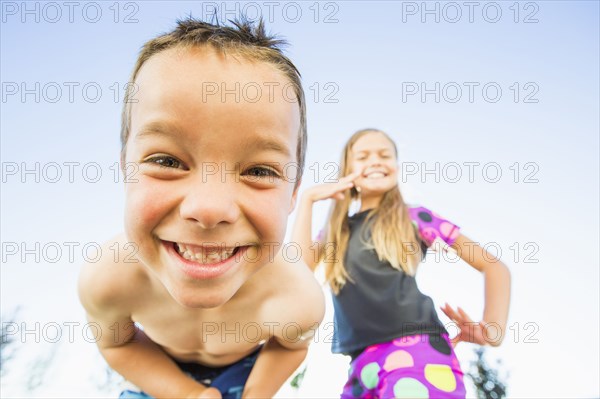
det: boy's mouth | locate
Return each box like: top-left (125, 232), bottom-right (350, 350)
top-left (173, 242), bottom-right (241, 265)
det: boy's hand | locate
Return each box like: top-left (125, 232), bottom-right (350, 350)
top-left (195, 387), bottom-right (222, 399)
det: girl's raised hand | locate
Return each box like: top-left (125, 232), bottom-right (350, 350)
top-left (440, 303), bottom-right (489, 348)
top-left (304, 171), bottom-right (362, 202)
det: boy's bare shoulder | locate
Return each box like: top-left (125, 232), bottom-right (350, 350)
top-left (78, 233), bottom-right (150, 316)
top-left (254, 249), bottom-right (325, 327)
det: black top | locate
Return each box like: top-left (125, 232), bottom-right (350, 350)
top-left (331, 209), bottom-right (450, 356)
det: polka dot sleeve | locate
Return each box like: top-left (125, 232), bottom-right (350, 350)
top-left (408, 206), bottom-right (461, 247)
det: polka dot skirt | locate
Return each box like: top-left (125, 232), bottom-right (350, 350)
top-left (341, 334), bottom-right (466, 398)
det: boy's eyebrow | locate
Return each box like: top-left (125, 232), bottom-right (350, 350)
top-left (135, 122), bottom-right (292, 157)
top-left (243, 136), bottom-right (292, 158)
top-left (135, 121), bottom-right (182, 140)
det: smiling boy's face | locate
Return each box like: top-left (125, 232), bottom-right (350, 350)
top-left (123, 46), bottom-right (301, 308)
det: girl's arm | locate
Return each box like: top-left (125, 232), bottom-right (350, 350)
top-left (290, 171), bottom-right (360, 271)
top-left (443, 233), bottom-right (511, 347)
top-left (290, 194), bottom-right (323, 271)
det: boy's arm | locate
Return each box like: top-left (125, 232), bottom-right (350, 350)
top-left (241, 258), bottom-right (324, 399)
top-left (100, 326), bottom-right (209, 398)
top-left (241, 326), bottom-right (317, 398)
top-left (78, 248), bottom-right (210, 399)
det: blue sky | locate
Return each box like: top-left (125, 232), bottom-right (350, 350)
top-left (1, 1), bottom-right (599, 397)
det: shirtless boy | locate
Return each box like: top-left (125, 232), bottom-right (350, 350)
top-left (78, 18), bottom-right (324, 399)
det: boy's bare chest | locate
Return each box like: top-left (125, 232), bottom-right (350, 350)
top-left (130, 292), bottom-right (281, 366)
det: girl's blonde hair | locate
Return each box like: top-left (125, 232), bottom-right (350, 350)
top-left (322, 129), bottom-right (422, 294)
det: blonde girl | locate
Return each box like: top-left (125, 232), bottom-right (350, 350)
top-left (292, 129), bottom-right (511, 398)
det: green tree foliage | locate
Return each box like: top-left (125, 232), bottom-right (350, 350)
top-left (290, 365), bottom-right (307, 389)
top-left (1, 308), bottom-right (20, 376)
top-left (467, 347), bottom-right (508, 399)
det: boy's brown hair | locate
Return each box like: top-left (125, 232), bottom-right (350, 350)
top-left (120, 17), bottom-right (307, 184)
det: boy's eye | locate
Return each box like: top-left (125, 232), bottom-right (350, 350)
top-left (145, 155), bottom-right (183, 169)
top-left (244, 166), bottom-right (280, 178)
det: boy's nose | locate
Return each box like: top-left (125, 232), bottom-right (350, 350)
top-left (179, 178), bottom-right (241, 229)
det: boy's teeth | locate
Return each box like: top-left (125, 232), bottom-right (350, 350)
top-left (175, 243), bottom-right (236, 264)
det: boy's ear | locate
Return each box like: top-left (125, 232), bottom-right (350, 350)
top-left (289, 178), bottom-right (302, 214)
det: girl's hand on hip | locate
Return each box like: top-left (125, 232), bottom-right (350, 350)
top-left (441, 303), bottom-right (489, 347)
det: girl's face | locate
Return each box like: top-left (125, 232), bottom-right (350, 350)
top-left (123, 46), bottom-right (300, 309)
top-left (349, 132), bottom-right (399, 198)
